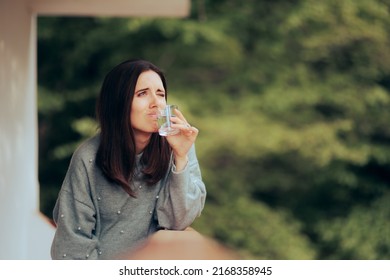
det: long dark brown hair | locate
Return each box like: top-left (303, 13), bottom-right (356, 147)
top-left (95, 59), bottom-right (171, 197)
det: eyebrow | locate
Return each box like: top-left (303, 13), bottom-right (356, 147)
top-left (135, 87), bottom-right (149, 93)
top-left (135, 87), bottom-right (165, 94)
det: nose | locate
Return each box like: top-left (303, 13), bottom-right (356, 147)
top-left (149, 92), bottom-right (164, 109)
top-left (149, 93), bottom-right (158, 108)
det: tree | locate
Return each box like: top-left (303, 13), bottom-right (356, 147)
top-left (38, 0), bottom-right (390, 259)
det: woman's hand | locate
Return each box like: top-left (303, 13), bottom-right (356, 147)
top-left (166, 108), bottom-right (198, 171)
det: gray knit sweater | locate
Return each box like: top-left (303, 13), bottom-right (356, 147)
top-left (50, 135), bottom-right (206, 260)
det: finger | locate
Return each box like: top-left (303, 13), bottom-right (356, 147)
top-left (171, 122), bottom-right (192, 131)
top-left (185, 124), bottom-right (199, 135)
top-left (170, 115), bottom-right (190, 127)
top-left (173, 108), bottom-right (188, 123)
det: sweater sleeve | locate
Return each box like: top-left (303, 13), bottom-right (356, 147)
top-left (50, 151), bottom-right (99, 260)
top-left (156, 145), bottom-right (207, 230)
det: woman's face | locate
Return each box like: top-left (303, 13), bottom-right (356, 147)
top-left (131, 70), bottom-right (167, 135)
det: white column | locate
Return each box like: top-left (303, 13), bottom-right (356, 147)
top-left (0, 0), bottom-right (54, 259)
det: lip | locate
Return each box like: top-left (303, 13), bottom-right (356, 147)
top-left (147, 112), bottom-right (159, 119)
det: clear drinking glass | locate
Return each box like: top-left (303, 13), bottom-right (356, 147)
top-left (157, 105), bottom-right (180, 136)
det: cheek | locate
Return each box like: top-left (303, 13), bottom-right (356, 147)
top-left (158, 99), bottom-right (167, 108)
top-left (130, 100), bottom-right (144, 117)
top-left (130, 101), bottom-right (149, 126)
top-left (130, 109), bottom-right (141, 125)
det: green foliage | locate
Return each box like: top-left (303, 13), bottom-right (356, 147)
top-left (317, 192), bottom-right (390, 259)
top-left (38, 0), bottom-right (390, 259)
top-left (193, 196), bottom-right (316, 259)
top-left (282, 0), bottom-right (390, 81)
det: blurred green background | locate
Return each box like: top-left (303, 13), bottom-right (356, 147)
top-left (38, 0), bottom-right (390, 259)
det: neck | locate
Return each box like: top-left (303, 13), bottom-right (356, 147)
top-left (134, 131), bottom-right (152, 154)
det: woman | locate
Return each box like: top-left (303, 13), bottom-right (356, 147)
top-left (50, 59), bottom-right (206, 259)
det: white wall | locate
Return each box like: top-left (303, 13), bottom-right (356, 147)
top-left (0, 0), bottom-right (189, 260)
